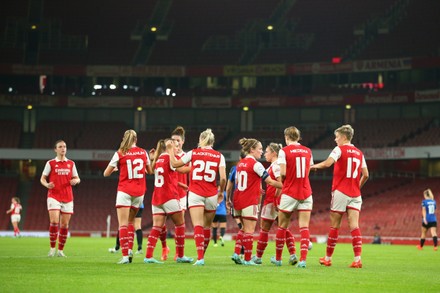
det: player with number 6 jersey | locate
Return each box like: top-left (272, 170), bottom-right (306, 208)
top-left (104, 129), bottom-right (153, 264)
top-left (273, 127), bottom-right (313, 268)
top-left (311, 124), bottom-right (369, 268)
top-left (143, 139), bottom-right (193, 264)
top-left (167, 128), bottom-right (226, 266)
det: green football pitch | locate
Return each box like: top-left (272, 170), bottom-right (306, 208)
top-left (0, 237), bottom-right (438, 292)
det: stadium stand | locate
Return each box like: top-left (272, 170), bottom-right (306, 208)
top-left (40, 0), bottom-right (158, 65)
top-left (313, 118), bottom-right (433, 149)
top-left (358, 0), bottom-right (440, 60)
top-left (0, 120), bottom-right (22, 148)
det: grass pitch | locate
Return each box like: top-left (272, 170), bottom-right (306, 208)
top-left (0, 236), bottom-right (439, 292)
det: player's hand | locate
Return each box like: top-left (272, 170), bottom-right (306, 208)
top-left (47, 182), bottom-right (55, 189)
top-left (70, 178), bottom-right (80, 186)
top-left (217, 191), bottom-right (224, 203)
top-left (165, 140), bottom-right (174, 149)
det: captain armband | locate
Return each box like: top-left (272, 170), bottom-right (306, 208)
top-left (261, 171), bottom-right (270, 181)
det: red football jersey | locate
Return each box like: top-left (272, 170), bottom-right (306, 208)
top-left (278, 143), bottom-right (313, 201)
top-left (330, 144), bottom-right (366, 197)
top-left (11, 203), bottom-right (22, 215)
top-left (175, 152), bottom-right (188, 199)
top-left (181, 147), bottom-right (225, 197)
top-left (152, 153), bottom-right (179, 205)
top-left (233, 156), bottom-right (266, 210)
top-left (263, 161), bottom-right (280, 205)
top-left (42, 158), bottom-right (78, 202)
top-left (110, 146), bottom-right (149, 197)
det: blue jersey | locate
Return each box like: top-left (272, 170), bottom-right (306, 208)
top-left (216, 191), bottom-right (227, 215)
top-left (422, 199), bottom-right (437, 223)
top-left (228, 166), bottom-right (237, 188)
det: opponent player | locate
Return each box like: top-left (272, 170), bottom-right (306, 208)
top-left (312, 124), bottom-right (369, 268)
top-left (418, 188), bottom-right (437, 251)
top-left (41, 140), bottom-right (80, 257)
top-left (212, 188), bottom-right (227, 247)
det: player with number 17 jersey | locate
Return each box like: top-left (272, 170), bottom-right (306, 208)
top-left (109, 146), bottom-right (150, 197)
top-left (330, 144), bottom-right (366, 197)
top-left (278, 143), bottom-right (313, 201)
top-left (181, 148), bottom-right (225, 197)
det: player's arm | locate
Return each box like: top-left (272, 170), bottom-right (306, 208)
top-left (104, 152), bottom-right (119, 177)
top-left (359, 167), bottom-right (369, 189)
top-left (279, 163), bottom-right (286, 183)
top-left (177, 182), bottom-right (188, 191)
top-left (70, 164), bottom-right (80, 186)
top-left (218, 165), bottom-right (227, 194)
top-left (6, 206), bottom-right (13, 214)
top-left (311, 157), bottom-right (335, 171)
top-left (166, 140), bottom-right (185, 168)
top-left (41, 162), bottom-right (54, 189)
top-left (103, 165), bottom-right (116, 177)
top-left (264, 176), bottom-right (282, 189)
top-left (256, 162), bottom-right (282, 188)
top-left (278, 150), bottom-right (286, 182)
top-left (225, 178), bottom-right (234, 212)
top-left (275, 176), bottom-right (283, 198)
top-left (422, 206), bottom-right (427, 225)
top-left (176, 165), bottom-right (191, 174)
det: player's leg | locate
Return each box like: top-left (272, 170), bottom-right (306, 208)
top-left (255, 202), bottom-right (277, 263)
top-left (430, 226), bottom-right (437, 250)
top-left (298, 210), bottom-right (311, 267)
top-left (134, 211), bottom-right (143, 253)
top-left (219, 220), bottom-right (226, 246)
top-left (320, 211), bottom-right (343, 266)
top-left (170, 210), bottom-right (192, 262)
top-left (241, 217), bottom-right (257, 262)
top-left (211, 219), bottom-right (219, 246)
top-left (116, 206), bottom-right (130, 262)
top-left (419, 226), bottom-right (427, 249)
top-left (347, 208), bottom-right (362, 268)
top-left (57, 212), bottom-right (72, 257)
top-left (255, 218), bottom-right (273, 260)
top-left (203, 209), bottom-right (216, 252)
top-left (127, 208), bottom-right (137, 261)
top-left (274, 211), bottom-right (291, 264)
top-left (12, 221), bottom-right (19, 236)
top-left (145, 214), bottom-right (165, 263)
top-left (190, 206), bottom-right (206, 261)
top-left (47, 198), bottom-right (61, 256)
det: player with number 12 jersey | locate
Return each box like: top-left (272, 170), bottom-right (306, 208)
top-left (110, 146), bottom-right (150, 198)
